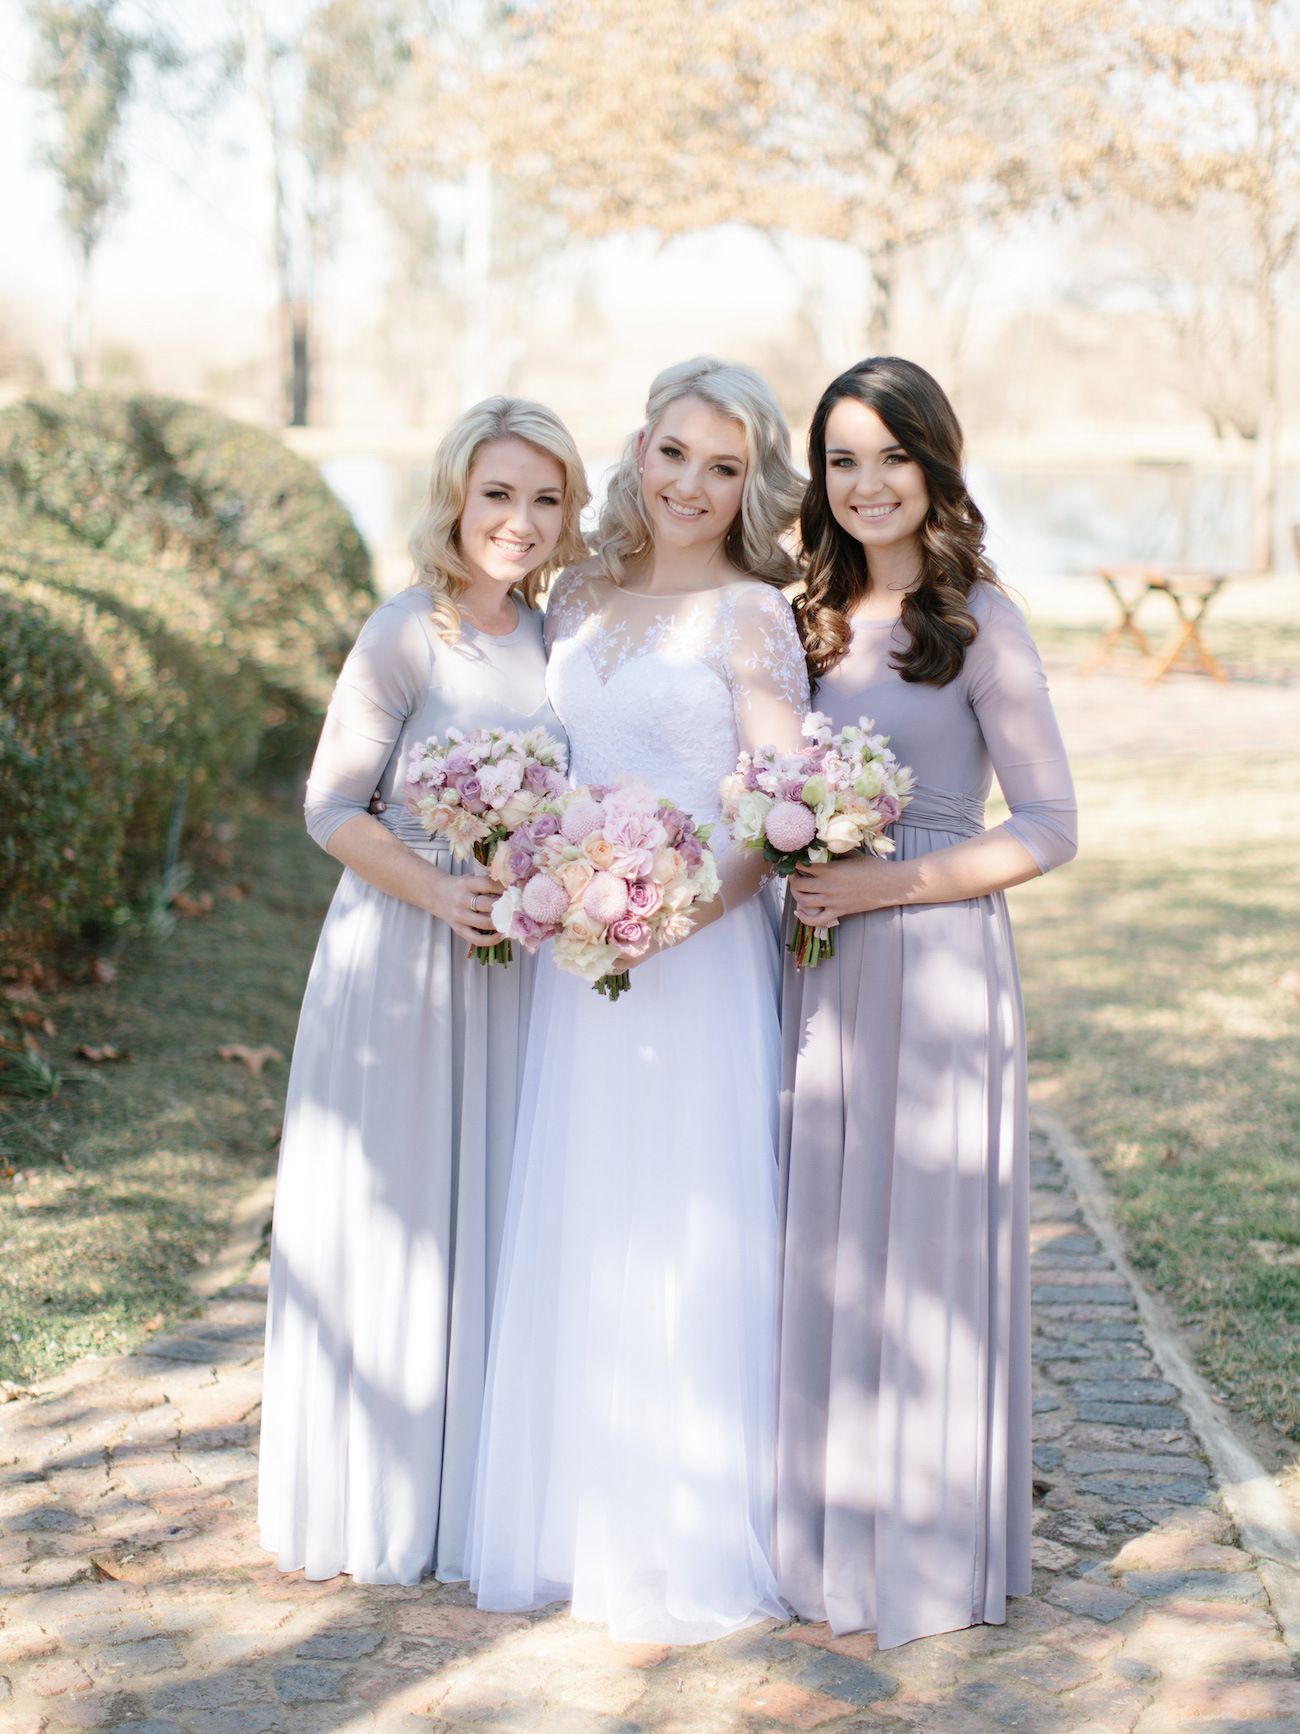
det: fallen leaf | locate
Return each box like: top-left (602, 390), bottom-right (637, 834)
top-left (220, 1044), bottom-right (283, 1077)
top-left (172, 890), bottom-right (214, 917)
top-left (3, 985), bottom-right (39, 1005)
top-left (218, 883), bottom-right (245, 901)
top-left (91, 959), bottom-right (118, 985)
top-left (73, 1045), bottom-right (134, 1064)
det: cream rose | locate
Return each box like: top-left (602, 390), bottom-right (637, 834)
top-left (650, 847), bottom-right (684, 885)
top-left (823, 813), bottom-right (863, 853)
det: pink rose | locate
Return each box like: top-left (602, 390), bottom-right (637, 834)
top-left (609, 915), bottom-right (651, 953)
top-left (530, 812), bottom-right (560, 840)
top-left (626, 877), bottom-right (663, 917)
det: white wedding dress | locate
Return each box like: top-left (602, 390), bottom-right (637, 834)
top-left (467, 567), bottom-right (811, 1643)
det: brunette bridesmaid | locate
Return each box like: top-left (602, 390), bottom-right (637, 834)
top-left (775, 359), bottom-right (1077, 1649)
top-left (259, 398), bottom-right (588, 1584)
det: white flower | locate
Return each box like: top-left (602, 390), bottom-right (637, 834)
top-left (732, 790), bottom-right (772, 846)
top-left (492, 884), bottom-right (523, 935)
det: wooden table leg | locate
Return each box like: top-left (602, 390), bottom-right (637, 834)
top-left (1145, 582), bottom-right (1230, 683)
top-left (1078, 577), bottom-right (1156, 677)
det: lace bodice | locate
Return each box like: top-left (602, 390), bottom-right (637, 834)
top-left (543, 567), bottom-right (810, 824)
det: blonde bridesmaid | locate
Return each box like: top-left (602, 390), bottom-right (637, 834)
top-left (259, 398), bottom-right (588, 1584)
top-left (775, 358), bottom-right (1077, 1648)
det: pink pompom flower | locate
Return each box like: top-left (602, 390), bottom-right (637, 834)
top-left (764, 801), bottom-right (818, 852)
top-left (582, 870), bottom-right (630, 926)
top-left (561, 799), bottom-right (606, 843)
top-left (522, 874), bottom-right (571, 925)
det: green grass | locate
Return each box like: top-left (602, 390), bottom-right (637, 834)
top-left (0, 802), bottom-right (340, 1387)
top-left (1009, 754), bottom-right (1300, 1436)
top-left (1028, 617), bottom-right (1300, 681)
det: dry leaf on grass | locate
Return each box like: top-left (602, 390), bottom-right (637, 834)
top-left (73, 1044), bottom-right (134, 1063)
top-left (172, 890), bottom-right (214, 917)
top-left (218, 884), bottom-right (246, 901)
top-left (219, 1043), bottom-right (283, 1077)
top-left (91, 958), bottom-right (118, 984)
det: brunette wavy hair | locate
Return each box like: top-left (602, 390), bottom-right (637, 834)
top-left (795, 357), bottom-right (1001, 688)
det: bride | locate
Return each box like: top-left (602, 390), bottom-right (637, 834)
top-left (467, 357), bottom-right (810, 1642)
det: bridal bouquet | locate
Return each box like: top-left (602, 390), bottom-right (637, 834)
top-left (489, 781), bottom-right (720, 1001)
top-left (719, 712), bottom-right (915, 968)
top-left (403, 724), bottom-right (569, 964)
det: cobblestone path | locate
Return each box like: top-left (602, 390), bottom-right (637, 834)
top-left (3, 1129), bottom-right (1298, 1734)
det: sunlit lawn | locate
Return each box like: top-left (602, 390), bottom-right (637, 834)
top-left (1009, 752), bottom-right (1300, 1438)
top-left (0, 802), bottom-right (340, 1387)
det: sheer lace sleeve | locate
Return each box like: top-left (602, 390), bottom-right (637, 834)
top-left (303, 600), bottom-right (432, 850)
top-left (964, 588), bottom-right (1077, 874)
top-left (723, 584), bottom-right (810, 753)
top-left (542, 567), bottom-right (592, 654)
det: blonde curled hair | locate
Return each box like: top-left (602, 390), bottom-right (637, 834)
top-left (594, 356), bottom-right (803, 588)
top-left (409, 396), bottom-right (590, 642)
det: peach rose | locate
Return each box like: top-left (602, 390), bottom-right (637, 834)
top-left (565, 909), bottom-right (599, 943)
top-left (661, 878), bottom-right (695, 913)
top-left (582, 832), bottom-right (616, 869)
top-left (557, 858), bottom-right (596, 899)
top-left (650, 847), bottom-right (684, 884)
top-left (823, 813), bottom-right (863, 854)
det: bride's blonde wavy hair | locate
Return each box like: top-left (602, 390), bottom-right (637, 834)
top-left (409, 397), bottom-right (590, 642)
top-left (594, 356), bottom-right (803, 588)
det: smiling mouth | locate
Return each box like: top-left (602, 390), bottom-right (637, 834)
top-left (853, 502), bottom-right (899, 520)
top-left (661, 497), bottom-right (706, 521)
top-left (490, 535), bottom-right (535, 556)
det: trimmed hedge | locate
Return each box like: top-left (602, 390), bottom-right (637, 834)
top-left (0, 392), bottom-right (376, 947)
top-left (0, 584), bottom-right (133, 941)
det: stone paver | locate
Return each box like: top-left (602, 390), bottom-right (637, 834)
top-left (2, 1134), bottom-right (1298, 1733)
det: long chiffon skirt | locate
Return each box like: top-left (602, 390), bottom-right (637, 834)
top-left (774, 818), bottom-right (1033, 1650)
top-left (468, 899), bottom-right (787, 1644)
top-left (259, 844), bottom-right (532, 1584)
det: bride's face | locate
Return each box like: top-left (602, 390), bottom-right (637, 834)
top-left (637, 396), bottom-right (748, 556)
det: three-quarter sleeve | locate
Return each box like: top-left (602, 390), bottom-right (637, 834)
top-left (303, 601), bottom-right (432, 851)
top-left (726, 585), bottom-right (811, 754)
top-left (964, 591), bottom-right (1077, 874)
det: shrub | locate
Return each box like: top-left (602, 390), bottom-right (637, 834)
top-left (0, 582), bottom-right (133, 942)
top-left (0, 391), bottom-right (375, 947)
top-left (0, 391), bottom-right (376, 764)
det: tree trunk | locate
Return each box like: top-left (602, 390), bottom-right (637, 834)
top-left (290, 298), bottom-right (310, 426)
top-left (460, 160), bottom-right (493, 409)
top-left (867, 241), bottom-right (897, 354)
top-left (1250, 252), bottom-right (1279, 573)
top-left (69, 240), bottom-right (92, 389)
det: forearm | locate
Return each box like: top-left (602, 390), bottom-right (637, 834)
top-left (883, 828), bottom-right (1040, 907)
top-left (326, 813), bottom-right (446, 913)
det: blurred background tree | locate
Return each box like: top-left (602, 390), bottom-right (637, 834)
top-left (26, 0), bottom-right (181, 387)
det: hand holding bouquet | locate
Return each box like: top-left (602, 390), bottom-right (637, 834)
top-left (719, 712), bottom-right (915, 968)
top-left (403, 725), bottom-right (569, 964)
top-left (489, 781), bottom-right (720, 1000)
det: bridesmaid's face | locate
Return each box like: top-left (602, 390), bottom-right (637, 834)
top-left (459, 438), bottom-right (567, 589)
top-left (823, 400), bottom-right (930, 554)
top-left (636, 396), bottom-right (748, 556)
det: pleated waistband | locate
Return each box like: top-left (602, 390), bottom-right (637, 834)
top-left (894, 783), bottom-right (987, 838)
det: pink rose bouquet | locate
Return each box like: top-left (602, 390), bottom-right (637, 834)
top-left (718, 712), bottom-right (915, 968)
top-left (403, 724), bottom-right (569, 964)
top-left (488, 781), bottom-right (720, 1001)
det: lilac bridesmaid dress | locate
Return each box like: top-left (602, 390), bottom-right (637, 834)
top-left (774, 583), bottom-right (1077, 1650)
